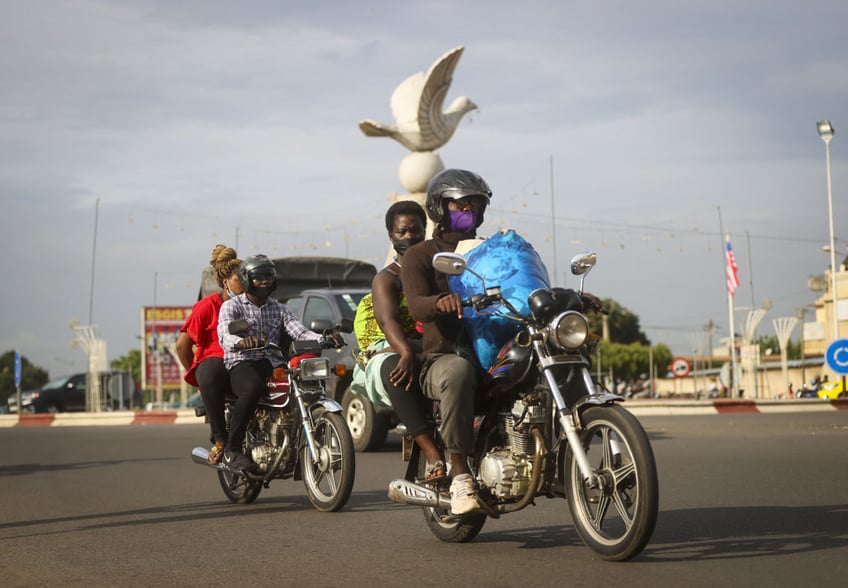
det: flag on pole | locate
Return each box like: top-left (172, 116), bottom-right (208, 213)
top-left (725, 236), bottom-right (740, 296)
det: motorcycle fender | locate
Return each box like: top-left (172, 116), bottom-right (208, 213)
top-left (309, 397), bottom-right (343, 414)
top-left (571, 391), bottom-right (624, 424)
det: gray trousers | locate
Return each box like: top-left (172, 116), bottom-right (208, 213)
top-left (421, 353), bottom-right (476, 455)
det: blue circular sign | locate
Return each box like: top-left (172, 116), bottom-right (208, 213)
top-left (825, 339), bottom-right (848, 374)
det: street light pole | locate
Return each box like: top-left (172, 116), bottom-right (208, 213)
top-left (817, 120), bottom-right (838, 343)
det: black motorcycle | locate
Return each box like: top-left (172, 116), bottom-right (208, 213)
top-left (388, 250), bottom-right (658, 561)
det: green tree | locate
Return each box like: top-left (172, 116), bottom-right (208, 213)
top-left (587, 298), bottom-right (650, 345)
top-left (595, 340), bottom-right (673, 382)
top-left (111, 349), bottom-right (142, 384)
top-left (0, 350), bottom-right (49, 399)
top-left (755, 334), bottom-right (801, 360)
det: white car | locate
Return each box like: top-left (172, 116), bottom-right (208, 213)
top-left (6, 389), bottom-right (39, 413)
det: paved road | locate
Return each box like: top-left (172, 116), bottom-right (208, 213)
top-left (1, 412), bottom-right (846, 587)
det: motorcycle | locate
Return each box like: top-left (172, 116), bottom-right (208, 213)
top-left (191, 319), bottom-right (356, 512)
top-left (387, 237), bottom-right (658, 561)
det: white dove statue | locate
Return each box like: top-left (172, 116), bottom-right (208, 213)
top-left (359, 46), bottom-right (477, 152)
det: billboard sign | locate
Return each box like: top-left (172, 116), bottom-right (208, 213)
top-left (140, 306), bottom-right (193, 390)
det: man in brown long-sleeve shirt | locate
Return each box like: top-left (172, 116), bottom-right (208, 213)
top-left (401, 168), bottom-right (492, 515)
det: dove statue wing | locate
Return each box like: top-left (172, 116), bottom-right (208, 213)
top-left (359, 46), bottom-right (475, 152)
top-left (389, 71), bottom-right (425, 126)
top-left (416, 46), bottom-right (465, 148)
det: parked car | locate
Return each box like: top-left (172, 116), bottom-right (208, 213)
top-left (7, 371), bottom-right (134, 414)
top-left (29, 373), bottom-right (88, 413)
top-left (818, 380), bottom-right (847, 399)
top-left (6, 388), bottom-right (40, 413)
top-left (284, 288), bottom-right (398, 451)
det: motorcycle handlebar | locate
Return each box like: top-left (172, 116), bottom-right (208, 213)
top-left (463, 292), bottom-right (504, 312)
top-left (319, 333), bottom-right (346, 350)
top-left (230, 338), bottom-right (278, 353)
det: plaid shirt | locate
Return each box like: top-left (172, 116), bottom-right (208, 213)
top-left (218, 293), bottom-right (322, 369)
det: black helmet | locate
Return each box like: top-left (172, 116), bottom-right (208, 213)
top-left (239, 254), bottom-right (278, 295)
top-left (425, 168), bottom-right (492, 224)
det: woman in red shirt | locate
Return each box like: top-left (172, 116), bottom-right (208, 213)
top-left (177, 244), bottom-right (244, 463)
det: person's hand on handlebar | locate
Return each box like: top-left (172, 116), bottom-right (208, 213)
top-left (435, 292), bottom-right (464, 319)
top-left (320, 332), bottom-right (346, 349)
top-left (236, 335), bottom-right (265, 350)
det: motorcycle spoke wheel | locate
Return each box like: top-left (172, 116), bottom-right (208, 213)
top-left (416, 441), bottom-right (486, 543)
top-left (217, 468), bottom-right (262, 505)
top-left (301, 411), bottom-right (355, 512)
top-left (563, 405), bottom-right (658, 561)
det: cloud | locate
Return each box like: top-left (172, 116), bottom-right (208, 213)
top-left (2, 0), bottom-right (846, 377)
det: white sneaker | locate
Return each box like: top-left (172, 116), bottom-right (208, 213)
top-left (450, 473), bottom-right (478, 515)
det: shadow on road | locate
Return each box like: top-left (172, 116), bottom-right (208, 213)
top-left (644, 504), bottom-right (848, 561)
top-left (0, 457), bottom-right (179, 477)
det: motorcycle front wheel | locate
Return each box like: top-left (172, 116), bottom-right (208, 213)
top-left (300, 410), bottom-right (355, 512)
top-left (561, 404), bottom-right (658, 561)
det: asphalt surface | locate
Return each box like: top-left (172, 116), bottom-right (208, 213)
top-left (0, 411), bottom-right (846, 587)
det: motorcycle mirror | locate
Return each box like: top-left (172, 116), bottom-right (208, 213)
top-left (338, 318), bottom-right (354, 333)
top-left (432, 252), bottom-right (467, 275)
top-left (309, 319), bottom-right (334, 332)
top-left (570, 252), bottom-right (597, 276)
top-left (228, 319), bottom-right (251, 335)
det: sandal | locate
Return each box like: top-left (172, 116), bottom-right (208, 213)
top-left (208, 444), bottom-right (225, 464)
top-left (417, 460), bottom-right (447, 485)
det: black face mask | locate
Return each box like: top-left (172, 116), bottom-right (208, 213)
top-left (392, 237), bottom-right (423, 256)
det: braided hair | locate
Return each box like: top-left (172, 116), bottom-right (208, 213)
top-left (209, 244), bottom-right (241, 288)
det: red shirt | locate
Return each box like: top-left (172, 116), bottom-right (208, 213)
top-left (180, 293), bottom-right (225, 386)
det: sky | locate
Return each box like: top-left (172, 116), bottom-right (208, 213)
top-left (2, 0), bottom-right (847, 380)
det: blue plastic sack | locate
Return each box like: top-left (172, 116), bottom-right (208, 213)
top-left (449, 230), bottom-right (550, 370)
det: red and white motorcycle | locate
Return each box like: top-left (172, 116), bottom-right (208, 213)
top-left (192, 319), bottom-right (355, 512)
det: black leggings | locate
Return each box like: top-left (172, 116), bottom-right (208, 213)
top-left (194, 357), bottom-right (231, 445)
top-left (381, 354), bottom-right (433, 438)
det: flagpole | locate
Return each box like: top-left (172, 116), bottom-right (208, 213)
top-left (717, 208), bottom-right (739, 398)
top-left (726, 234), bottom-right (739, 398)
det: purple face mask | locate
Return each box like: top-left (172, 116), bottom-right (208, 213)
top-left (449, 210), bottom-right (477, 232)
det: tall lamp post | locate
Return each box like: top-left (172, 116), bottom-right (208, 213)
top-left (817, 120), bottom-right (838, 343)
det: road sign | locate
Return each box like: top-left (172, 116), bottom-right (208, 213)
top-left (825, 339), bottom-right (848, 375)
top-left (14, 350), bottom-right (21, 388)
top-left (671, 356), bottom-right (692, 378)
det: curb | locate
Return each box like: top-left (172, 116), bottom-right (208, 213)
top-left (622, 398), bottom-right (848, 416)
top-left (1, 400), bottom-right (845, 427)
top-left (0, 409), bottom-right (199, 428)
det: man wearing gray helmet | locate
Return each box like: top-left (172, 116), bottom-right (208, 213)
top-left (401, 168), bottom-right (492, 515)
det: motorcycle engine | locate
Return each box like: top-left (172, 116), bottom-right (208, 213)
top-left (479, 448), bottom-right (533, 499)
top-left (478, 399), bottom-right (546, 499)
top-left (247, 408), bottom-right (291, 472)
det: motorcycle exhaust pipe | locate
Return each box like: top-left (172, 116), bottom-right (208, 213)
top-left (191, 446), bottom-right (218, 468)
top-left (387, 479), bottom-right (452, 510)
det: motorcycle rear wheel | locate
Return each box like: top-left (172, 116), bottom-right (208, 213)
top-left (416, 447), bottom-right (487, 543)
top-left (562, 404), bottom-right (658, 561)
top-left (301, 411), bottom-right (355, 512)
top-left (218, 467), bottom-right (262, 505)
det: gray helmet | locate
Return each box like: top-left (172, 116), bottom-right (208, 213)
top-left (425, 168), bottom-right (492, 224)
top-left (238, 254), bottom-right (277, 295)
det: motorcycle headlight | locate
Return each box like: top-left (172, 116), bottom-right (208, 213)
top-left (548, 311), bottom-right (589, 350)
top-left (299, 357), bottom-right (330, 380)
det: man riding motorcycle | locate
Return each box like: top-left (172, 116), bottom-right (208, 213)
top-left (401, 168), bottom-right (493, 514)
top-left (217, 254), bottom-right (343, 471)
